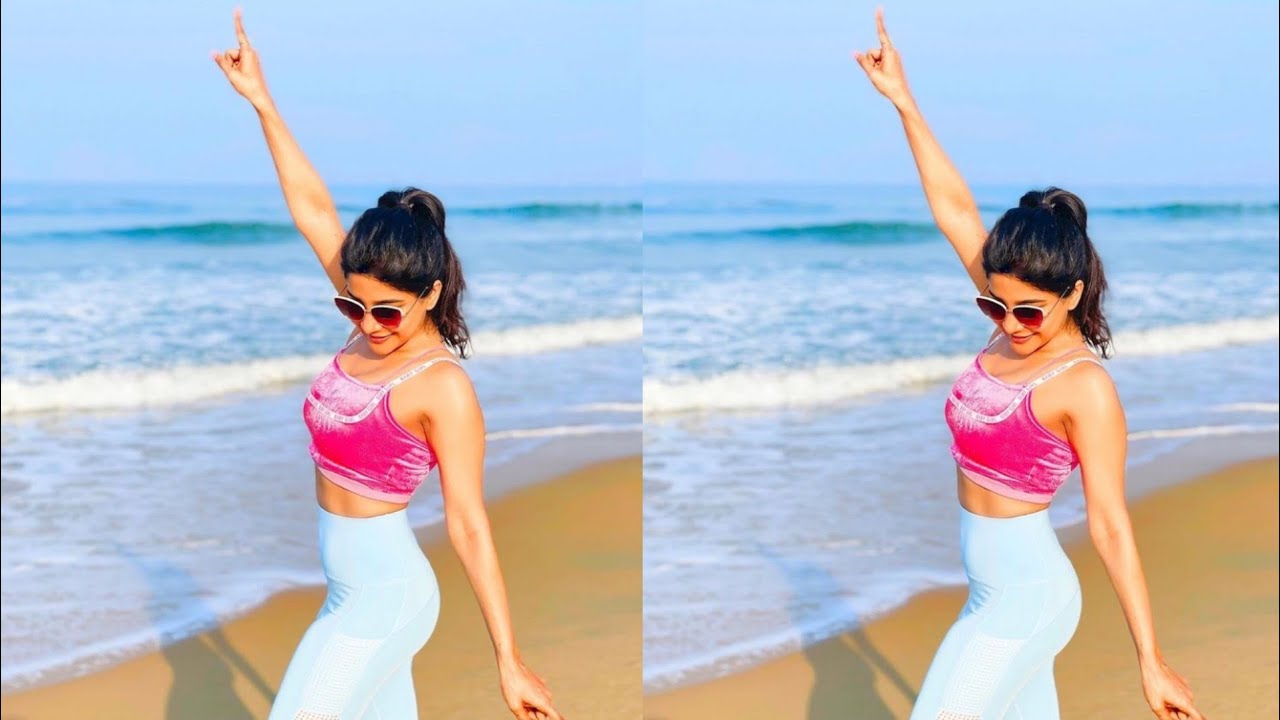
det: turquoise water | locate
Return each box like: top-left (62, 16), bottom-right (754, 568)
top-left (642, 183), bottom-right (1279, 691)
top-left (0, 182), bottom-right (641, 690)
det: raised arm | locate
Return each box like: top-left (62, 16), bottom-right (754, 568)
top-left (853, 9), bottom-right (988, 292)
top-left (1069, 366), bottom-right (1203, 720)
top-left (212, 9), bottom-right (346, 292)
top-left (425, 367), bottom-right (563, 720)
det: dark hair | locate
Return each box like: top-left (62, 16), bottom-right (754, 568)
top-left (340, 187), bottom-right (470, 357)
top-left (982, 187), bottom-right (1112, 357)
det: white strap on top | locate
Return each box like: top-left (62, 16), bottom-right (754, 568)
top-left (311, 352), bottom-right (462, 424)
top-left (337, 336), bottom-right (448, 381)
top-left (384, 355), bottom-right (463, 390)
top-left (1022, 354), bottom-right (1104, 391)
top-left (953, 349), bottom-right (1104, 424)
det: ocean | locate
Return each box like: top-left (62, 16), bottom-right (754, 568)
top-left (641, 182), bottom-right (1279, 691)
top-left (0, 181), bottom-right (641, 691)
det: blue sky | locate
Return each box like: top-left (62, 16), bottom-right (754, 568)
top-left (3, 1), bottom-right (1275, 186)
top-left (645, 0), bottom-right (1279, 185)
top-left (0, 1), bottom-right (639, 186)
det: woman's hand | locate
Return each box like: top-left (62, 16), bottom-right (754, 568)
top-left (852, 8), bottom-right (912, 108)
top-left (1141, 655), bottom-right (1205, 720)
top-left (499, 657), bottom-right (564, 720)
top-left (211, 9), bottom-right (271, 110)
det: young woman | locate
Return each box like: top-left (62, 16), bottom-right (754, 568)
top-left (212, 11), bottom-right (562, 720)
top-left (853, 10), bottom-right (1204, 720)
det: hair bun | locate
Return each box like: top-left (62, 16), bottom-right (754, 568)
top-left (397, 188), bottom-right (447, 232)
top-left (1018, 187), bottom-right (1087, 231)
top-left (371, 188), bottom-right (447, 233)
top-left (375, 190), bottom-right (403, 210)
top-left (1017, 190), bottom-right (1048, 210)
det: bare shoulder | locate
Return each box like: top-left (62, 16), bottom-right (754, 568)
top-left (1059, 359), bottom-right (1120, 416)
top-left (400, 356), bottom-right (477, 414)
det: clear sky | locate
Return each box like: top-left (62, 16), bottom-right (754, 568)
top-left (645, 0), bottom-right (1279, 186)
top-left (4, 2), bottom-right (1275, 187)
top-left (1, 1), bottom-right (640, 186)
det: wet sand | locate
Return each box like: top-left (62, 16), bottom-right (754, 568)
top-left (2, 455), bottom-right (642, 720)
top-left (644, 455), bottom-right (1279, 719)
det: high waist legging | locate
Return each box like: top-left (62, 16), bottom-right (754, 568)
top-left (910, 507), bottom-right (1082, 720)
top-left (269, 506), bottom-right (441, 720)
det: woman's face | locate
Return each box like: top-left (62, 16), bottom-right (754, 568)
top-left (983, 273), bottom-right (1083, 356)
top-left (339, 274), bottom-right (442, 355)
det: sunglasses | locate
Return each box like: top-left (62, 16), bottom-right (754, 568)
top-left (975, 286), bottom-right (1071, 330)
top-left (333, 284), bottom-right (431, 330)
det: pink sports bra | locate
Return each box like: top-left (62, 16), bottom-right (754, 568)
top-left (302, 336), bottom-right (462, 503)
top-left (944, 339), bottom-right (1104, 503)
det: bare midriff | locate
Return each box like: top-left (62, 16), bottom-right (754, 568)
top-left (956, 468), bottom-right (1051, 518)
top-left (315, 469), bottom-right (410, 518)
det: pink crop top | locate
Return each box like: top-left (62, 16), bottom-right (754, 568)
top-left (302, 337), bottom-right (461, 503)
top-left (944, 340), bottom-right (1104, 503)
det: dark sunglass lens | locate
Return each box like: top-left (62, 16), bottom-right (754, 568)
top-left (370, 306), bottom-right (404, 328)
top-left (334, 297), bottom-right (364, 322)
top-left (1012, 307), bottom-right (1045, 328)
top-left (975, 297), bottom-right (1006, 322)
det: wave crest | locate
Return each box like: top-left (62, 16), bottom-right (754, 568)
top-left (645, 315), bottom-right (1279, 416)
top-left (1, 316), bottom-right (640, 416)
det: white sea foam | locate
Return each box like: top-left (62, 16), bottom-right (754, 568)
top-left (645, 315), bottom-right (1280, 416)
top-left (1, 315), bottom-right (641, 416)
top-left (1106, 315), bottom-right (1279, 357)
top-left (645, 353), bottom-right (973, 416)
top-left (1127, 423), bottom-right (1279, 441)
top-left (486, 422), bottom-right (641, 441)
top-left (467, 315), bottom-right (640, 355)
top-left (1211, 402), bottom-right (1280, 414)
top-left (568, 402), bottom-right (644, 413)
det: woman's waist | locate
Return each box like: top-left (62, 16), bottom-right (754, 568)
top-left (958, 503), bottom-right (1074, 583)
top-left (956, 468), bottom-right (1054, 517)
top-left (315, 469), bottom-right (412, 516)
top-left (316, 503), bottom-right (433, 582)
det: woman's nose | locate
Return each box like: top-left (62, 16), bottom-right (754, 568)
top-left (1002, 313), bottom-right (1024, 335)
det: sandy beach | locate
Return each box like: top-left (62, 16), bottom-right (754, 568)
top-left (1, 454), bottom-right (641, 720)
top-left (644, 453), bottom-right (1279, 719)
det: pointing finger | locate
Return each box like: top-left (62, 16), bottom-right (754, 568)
top-left (876, 7), bottom-right (892, 48)
top-left (234, 7), bottom-right (250, 47)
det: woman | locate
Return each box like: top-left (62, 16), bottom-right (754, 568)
top-left (212, 11), bottom-right (562, 720)
top-left (853, 10), bottom-right (1203, 720)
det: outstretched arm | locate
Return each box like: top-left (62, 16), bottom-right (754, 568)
top-left (427, 368), bottom-right (563, 720)
top-left (853, 9), bottom-right (988, 291)
top-left (212, 9), bottom-right (346, 292)
top-left (1071, 366), bottom-right (1203, 720)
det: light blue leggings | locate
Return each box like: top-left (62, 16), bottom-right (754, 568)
top-left (269, 507), bottom-right (441, 720)
top-left (910, 507), bottom-right (1082, 720)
